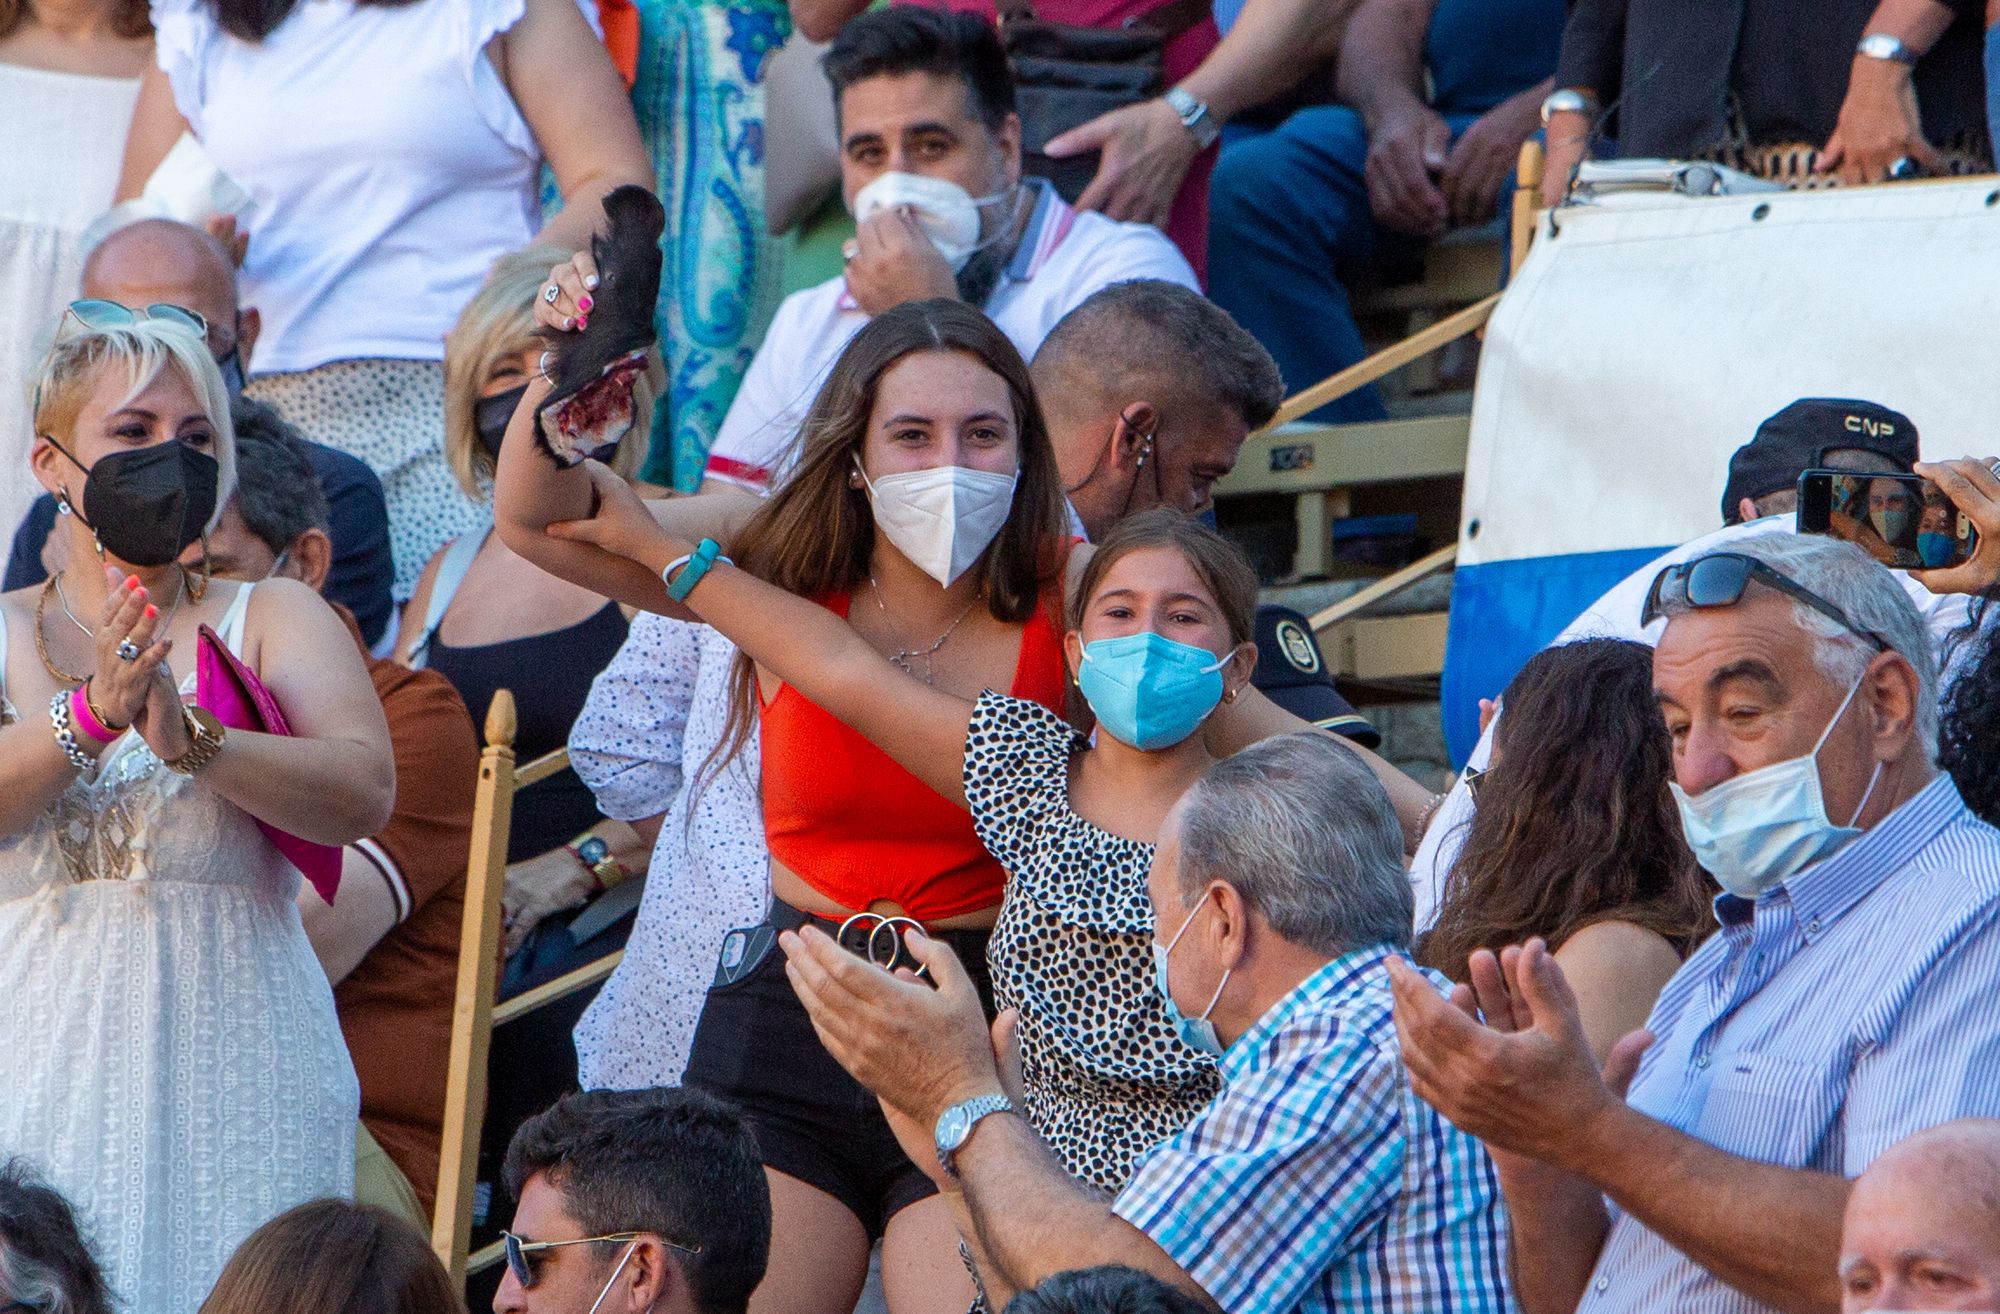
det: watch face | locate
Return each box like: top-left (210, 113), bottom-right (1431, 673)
top-left (578, 837), bottom-right (610, 864)
top-left (937, 1104), bottom-right (970, 1151)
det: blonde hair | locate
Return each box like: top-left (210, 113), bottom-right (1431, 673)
top-left (444, 245), bottom-right (659, 500)
top-left (31, 318), bottom-right (237, 533)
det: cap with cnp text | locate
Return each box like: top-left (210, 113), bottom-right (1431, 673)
top-left (1720, 398), bottom-right (1919, 525)
top-left (1249, 605), bottom-right (1381, 748)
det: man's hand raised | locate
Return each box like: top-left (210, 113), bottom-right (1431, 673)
top-left (1386, 940), bottom-right (1649, 1171)
top-left (781, 924), bottom-right (1006, 1132)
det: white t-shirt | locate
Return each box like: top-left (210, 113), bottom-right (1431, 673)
top-left (152, 0), bottom-right (543, 374)
top-left (1410, 517), bottom-right (1975, 926)
top-left (703, 181), bottom-right (1198, 491)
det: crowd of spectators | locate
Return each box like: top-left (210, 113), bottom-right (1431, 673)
top-left (8, 0), bottom-right (2000, 1313)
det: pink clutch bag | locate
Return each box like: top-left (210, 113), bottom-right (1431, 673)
top-left (195, 624), bottom-right (342, 903)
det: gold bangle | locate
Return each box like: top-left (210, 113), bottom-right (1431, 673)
top-left (83, 679), bottom-right (129, 735)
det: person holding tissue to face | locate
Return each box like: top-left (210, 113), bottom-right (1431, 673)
top-left (493, 298), bottom-right (1442, 1314)
top-left (678, 7), bottom-right (1197, 495)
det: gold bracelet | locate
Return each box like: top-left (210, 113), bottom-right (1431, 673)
top-left (82, 679), bottom-right (129, 735)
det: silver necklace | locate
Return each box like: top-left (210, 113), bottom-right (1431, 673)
top-left (867, 575), bottom-right (978, 686)
top-left (52, 568), bottom-right (188, 645)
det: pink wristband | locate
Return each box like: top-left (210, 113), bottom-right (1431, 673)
top-left (70, 684), bottom-right (119, 745)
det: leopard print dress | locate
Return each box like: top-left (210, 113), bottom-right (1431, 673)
top-left (965, 691), bottom-right (1220, 1193)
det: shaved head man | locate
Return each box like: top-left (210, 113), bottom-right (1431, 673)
top-left (82, 218), bottom-right (257, 390)
top-left (1029, 279), bottom-right (1281, 542)
top-left (1841, 1119), bottom-right (2000, 1311)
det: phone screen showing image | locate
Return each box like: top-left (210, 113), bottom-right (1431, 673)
top-left (1796, 470), bottom-right (1977, 571)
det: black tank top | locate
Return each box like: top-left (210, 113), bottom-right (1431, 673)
top-left (426, 601), bottom-right (630, 863)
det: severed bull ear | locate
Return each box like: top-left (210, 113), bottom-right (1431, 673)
top-left (533, 185), bottom-right (666, 467)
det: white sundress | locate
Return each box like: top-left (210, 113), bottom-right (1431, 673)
top-left (0, 583), bottom-right (358, 1314)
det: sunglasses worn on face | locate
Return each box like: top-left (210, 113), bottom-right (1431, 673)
top-left (60, 299), bottom-right (209, 340)
top-left (501, 1230), bottom-right (701, 1288)
top-left (1640, 552), bottom-right (1889, 652)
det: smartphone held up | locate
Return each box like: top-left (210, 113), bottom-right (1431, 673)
top-left (1796, 468), bottom-right (1979, 571)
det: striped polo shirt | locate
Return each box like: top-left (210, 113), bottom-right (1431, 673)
top-left (1113, 946), bottom-right (1511, 1314)
top-left (1582, 772), bottom-right (2000, 1312)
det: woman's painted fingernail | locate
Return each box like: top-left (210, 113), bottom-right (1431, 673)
top-left (584, 274), bottom-right (600, 291)
top-left (577, 294), bottom-right (593, 313)
top-left (145, 605), bottom-right (157, 620)
top-left (576, 315), bottom-right (589, 330)
top-left (563, 316), bottom-right (575, 330)
top-left (125, 575), bottom-right (139, 589)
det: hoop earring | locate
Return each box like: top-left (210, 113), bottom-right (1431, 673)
top-left (186, 537), bottom-right (211, 602)
top-left (53, 490), bottom-right (73, 517)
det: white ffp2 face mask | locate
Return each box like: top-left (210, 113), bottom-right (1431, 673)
top-left (851, 172), bottom-right (1015, 271)
top-left (855, 458), bottom-right (1018, 587)
top-left (1670, 676), bottom-right (1883, 900)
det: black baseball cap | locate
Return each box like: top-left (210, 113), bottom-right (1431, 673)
top-left (1249, 605), bottom-right (1381, 748)
top-left (1720, 398), bottom-right (1919, 525)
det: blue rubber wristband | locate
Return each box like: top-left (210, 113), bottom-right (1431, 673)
top-left (665, 537), bottom-right (729, 601)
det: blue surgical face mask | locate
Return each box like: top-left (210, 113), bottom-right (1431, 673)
top-left (216, 345), bottom-right (246, 400)
top-left (1918, 531), bottom-right (1956, 568)
top-left (1078, 631), bottom-right (1229, 751)
top-left (1669, 675), bottom-right (1883, 901)
top-left (1151, 900), bottom-right (1231, 1057)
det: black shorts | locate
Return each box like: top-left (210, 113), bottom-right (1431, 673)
top-left (683, 899), bottom-right (994, 1241)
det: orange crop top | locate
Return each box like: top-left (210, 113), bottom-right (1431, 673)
top-left (760, 592), bottom-right (1067, 921)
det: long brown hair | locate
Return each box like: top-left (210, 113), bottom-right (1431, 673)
top-left (1417, 638), bottom-right (1713, 982)
top-left (197, 1200), bottom-right (464, 1314)
top-left (0, 0), bottom-right (149, 40)
top-left (705, 298), bottom-right (1067, 784)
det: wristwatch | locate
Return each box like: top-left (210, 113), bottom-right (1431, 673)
top-left (164, 706), bottom-right (226, 777)
top-left (1856, 32), bottom-right (1920, 66)
top-left (1163, 87), bottom-right (1220, 152)
top-left (1540, 88), bottom-right (1599, 125)
top-left (934, 1094), bottom-right (1013, 1177)
top-left (570, 835), bottom-right (627, 891)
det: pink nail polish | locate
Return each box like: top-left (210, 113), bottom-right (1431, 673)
top-left (578, 294), bottom-right (594, 312)
top-left (577, 315), bottom-right (589, 330)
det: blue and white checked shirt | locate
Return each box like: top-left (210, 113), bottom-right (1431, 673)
top-left (1112, 946), bottom-right (1512, 1314)
top-left (1582, 773), bottom-right (2000, 1312)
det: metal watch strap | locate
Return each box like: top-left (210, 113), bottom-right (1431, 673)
top-left (165, 706), bottom-right (225, 776)
top-left (1857, 32), bottom-right (1919, 66)
top-left (1163, 87), bottom-right (1219, 151)
top-left (935, 1094), bottom-right (1013, 1176)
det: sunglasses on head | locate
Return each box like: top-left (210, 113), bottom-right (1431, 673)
top-left (59, 299), bottom-right (208, 340)
top-left (1640, 552), bottom-right (1889, 652)
top-left (501, 1230), bottom-right (701, 1289)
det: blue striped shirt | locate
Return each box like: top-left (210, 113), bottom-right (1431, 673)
top-left (1583, 773), bottom-right (2000, 1313)
top-left (1112, 946), bottom-right (1512, 1314)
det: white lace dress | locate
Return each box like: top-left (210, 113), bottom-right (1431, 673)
top-left (0, 585), bottom-right (358, 1314)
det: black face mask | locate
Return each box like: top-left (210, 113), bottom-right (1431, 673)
top-left (474, 384), bottom-right (529, 463)
top-left (49, 437), bottom-right (220, 567)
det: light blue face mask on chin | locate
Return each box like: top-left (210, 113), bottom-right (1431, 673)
top-left (1669, 675), bottom-right (1884, 901)
top-left (1151, 900), bottom-right (1231, 1057)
